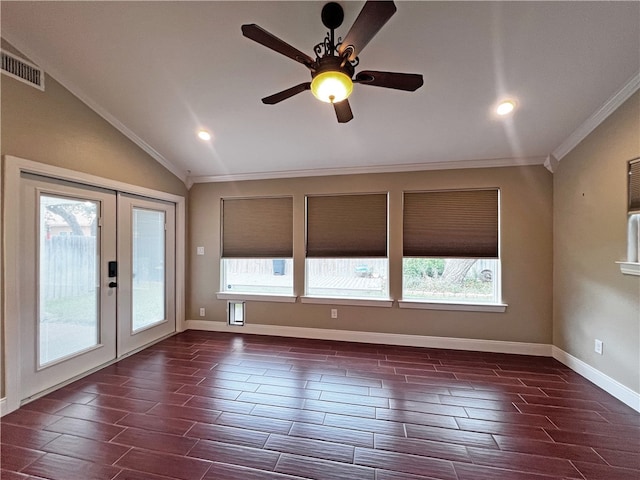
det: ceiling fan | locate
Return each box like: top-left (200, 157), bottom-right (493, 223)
top-left (241, 1), bottom-right (424, 123)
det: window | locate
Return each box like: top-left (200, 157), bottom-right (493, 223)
top-left (402, 189), bottom-right (501, 304)
top-left (624, 158), bottom-right (640, 274)
top-left (306, 193), bottom-right (389, 299)
top-left (221, 197), bottom-right (293, 295)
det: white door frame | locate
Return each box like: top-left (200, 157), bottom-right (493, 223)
top-left (2, 155), bottom-right (186, 415)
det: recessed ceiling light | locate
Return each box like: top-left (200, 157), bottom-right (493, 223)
top-left (496, 100), bottom-right (516, 116)
top-left (197, 130), bottom-right (211, 141)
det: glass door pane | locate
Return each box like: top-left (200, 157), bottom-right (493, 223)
top-left (39, 194), bottom-right (100, 366)
top-left (132, 208), bottom-right (166, 332)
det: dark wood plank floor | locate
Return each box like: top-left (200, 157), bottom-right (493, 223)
top-left (2, 331), bottom-right (639, 480)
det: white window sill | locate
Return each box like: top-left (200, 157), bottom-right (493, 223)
top-left (301, 296), bottom-right (393, 308)
top-left (215, 293), bottom-right (508, 311)
top-left (398, 299), bottom-right (508, 313)
top-left (616, 261), bottom-right (640, 276)
top-left (216, 292), bottom-right (297, 303)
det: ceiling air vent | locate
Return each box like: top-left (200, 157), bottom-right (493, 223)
top-left (1, 49), bottom-right (45, 91)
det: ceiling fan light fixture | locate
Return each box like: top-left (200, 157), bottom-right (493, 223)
top-left (311, 70), bottom-right (353, 103)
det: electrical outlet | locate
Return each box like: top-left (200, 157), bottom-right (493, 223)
top-left (594, 339), bottom-right (603, 355)
top-left (331, 308), bottom-right (338, 319)
top-left (197, 246), bottom-right (205, 255)
top-left (199, 307), bottom-right (205, 317)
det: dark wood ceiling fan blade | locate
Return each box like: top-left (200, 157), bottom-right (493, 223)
top-left (242, 24), bottom-right (314, 68)
top-left (262, 82), bottom-right (311, 105)
top-left (333, 99), bottom-right (354, 123)
top-left (337, 1), bottom-right (396, 61)
top-left (355, 71), bottom-right (423, 91)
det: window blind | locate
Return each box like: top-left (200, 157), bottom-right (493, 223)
top-left (222, 197), bottom-right (293, 258)
top-left (403, 189), bottom-right (499, 258)
top-left (306, 193), bottom-right (387, 257)
top-left (629, 158), bottom-right (640, 214)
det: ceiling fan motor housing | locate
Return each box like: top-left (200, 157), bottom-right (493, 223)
top-left (312, 55), bottom-right (354, 81)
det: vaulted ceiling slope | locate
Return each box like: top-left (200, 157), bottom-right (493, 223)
top-left (2, 1), bottom-right (639, 184)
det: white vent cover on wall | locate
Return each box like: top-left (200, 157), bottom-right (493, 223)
top-left (1, 49), bottom-right (45, 91)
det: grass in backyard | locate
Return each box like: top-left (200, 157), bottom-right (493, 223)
top-left (43, 282), bottom-right (165, 326)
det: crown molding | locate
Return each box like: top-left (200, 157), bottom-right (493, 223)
top-left (552, 72), bottom-right (640, 162)
top-left (188, 155), bottom-right (546, 185)
top-left (544, 154), bottom-right (559, 173)
top-left (1, 33), bottom-right (188, 184)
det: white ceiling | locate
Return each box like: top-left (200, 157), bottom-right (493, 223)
top-left (2, 1), bottom-right (639, 184)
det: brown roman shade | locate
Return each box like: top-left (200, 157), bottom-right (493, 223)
top-left (306, 193), bottom-right (387, 257)
top-left (629, 158), bottom-right (640, 214)
top-left (222, 197), bottom-right (293, 258)
top-left (403, 189), bottom-right (499, 258)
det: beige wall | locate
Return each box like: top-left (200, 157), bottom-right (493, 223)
top-left (189, 165), bottom-right (553, 343)
top-left (0, 43), bottom-right (187, 399)
top-left (554, 92), bottom-right (640, 393)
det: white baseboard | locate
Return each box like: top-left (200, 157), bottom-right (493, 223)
top-left (186, 320), bottom-right (639, 413)
top-left (185, 320), bottom-right (552, 356)
top-left (6, 323), bottom-right (635, 418)
top-left (552, 346), bottom-right (640, 413)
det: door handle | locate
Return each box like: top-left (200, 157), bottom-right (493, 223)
top-left (108, 281), bottom-right (117, 288)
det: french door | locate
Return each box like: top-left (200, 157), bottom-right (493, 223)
top-left (19, 173), bottom-right (176, 401)
top-left (117, 193), bottom-right (176, 354)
